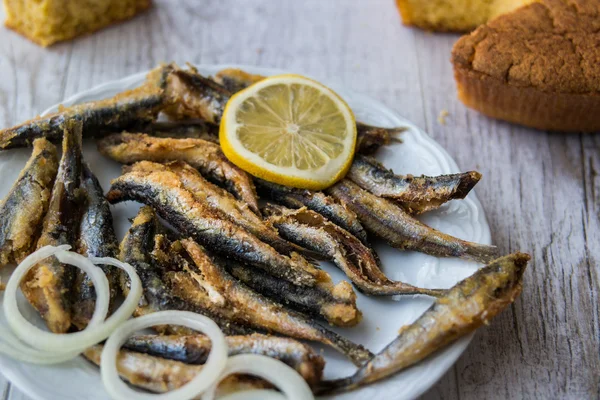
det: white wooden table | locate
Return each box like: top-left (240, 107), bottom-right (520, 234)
top-left (0, 1), bottom-right (598, 399)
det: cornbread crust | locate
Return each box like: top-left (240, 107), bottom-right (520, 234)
top-left (452, 0), bottom-right (600, 132)
top-left (3, 0), bottom-right (152, 47)
top-left (395, 0), bottom-right (533, 32)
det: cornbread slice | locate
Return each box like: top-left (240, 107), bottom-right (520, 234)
top-left (452, 0), bottom-right (600, 132)
top-left (3, 0), bottom-right (152, 47)
top-left (395, 0), bottom-right (534, 32)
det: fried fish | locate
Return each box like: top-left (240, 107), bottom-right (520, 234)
top-left (124, 333), bottom-right (325, 387)
top-left (98, 132), bottom-right (259, 214)
top-left (164, 65), bottom-right (231, 124)
top-left (71, 163), bottom-right (119, 329)
top-left (318, 253), bottom-right (530, 394)
top-left (84, 345), bottom-right (272, 397)
top-left (328, 180), bottom-right (498, 263)
top-left (141, 120), bottom-right (219, 142)
top-left (0, 64), bottom-right (173, 150)
top-left (108, 168), bottom-right (320, 287)
top-left (348, 155), bottom-right (482, 214)
top-left (120, 206), bottom-right (249, 336)
top-left (164, 238), bottom-right (370, 365)
top-left (126, 161), bottom-right (310, 257)
top-left (21, 120), bottom-right (84, 333)
top-left (213, 68), bottom-right (265, 93)
top-left (264, 205), bottom-right (445, 297)
top-left (355, 122), bottom-right (405, 155)
top-left (0, 138), bottom-right (58, 267)
top-left (255, 178), bottom-right (369, 245)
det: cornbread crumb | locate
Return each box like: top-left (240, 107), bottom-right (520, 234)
top-left (438, 109), bottom-right (449, 125)
top-left (3, 0), bottom-right (152, 47)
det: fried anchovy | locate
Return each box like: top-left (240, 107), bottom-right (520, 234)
top-left (84, 345), bottom-right (272, 397)
top-left (328, 180), bottom-right (499, 263)
top-left (71, 163), bottom-right (119, 329)
top-left (109, 169), bottom-right (360, 326)
top-left (107, 168), bottom-right (326, 288)
top-left (255, 178), bottom-right (369, 245)
top-left (124, 333), bottom-right (325, 387)
top-left (0, 64), bottom-right (173, 150)
top-left (0, 139), bottom-right (58, 267)
top-left (355, 122), bottom-right (405, 155)
top-left (212, 68), bottom-right (265, 93)
top-left (21, 120), bottom-right (84, 333)
top-left (318, 253), bottom-right (530, 394)
top-left (348, 155), bottom-right (482, 214)
top-left (141, 120), bottom-right (219, 142)
top-left (166, 239), bottom-right (369, 365)
top-left (164, 65), bottom-right (231, 124)
top-left (127, 161), bottom-right (311, 257)
top-left (212, 68), bottom-right (405, 154)
top-left (264, 205), bottom-right (445, 297)
top-left (98, 132), bottom-right (259, 214)
top-left (120, 207), bottom-right (249, 336)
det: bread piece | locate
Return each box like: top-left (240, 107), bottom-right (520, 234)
top-left (452, 0), bottom-right (600, 132)
top-left (3, 0), bottom-right (152, 47)
top-left (395, 0), bottom-right (533, 32)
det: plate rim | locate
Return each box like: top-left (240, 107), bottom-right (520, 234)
top-left (1, 63), bottom-right (490, 400)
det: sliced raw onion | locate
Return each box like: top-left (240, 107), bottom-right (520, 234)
top-left (202, 354), bottom-right (314, 400)
top-left (101, 311), bottom-right (228, 400)
top-left (0, 245), bottom-right (142, 364)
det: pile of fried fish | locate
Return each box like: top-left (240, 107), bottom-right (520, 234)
top-left (0, 64), bottom-right (530, 396)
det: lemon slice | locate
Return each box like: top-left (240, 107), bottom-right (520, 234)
top-left (220, 74), bottom-right (356, 190)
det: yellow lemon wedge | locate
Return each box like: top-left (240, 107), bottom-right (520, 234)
top-left (220, 74), bottom-right (357, 190)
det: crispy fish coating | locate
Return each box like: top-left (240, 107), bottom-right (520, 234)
top-left (164, 239), bottom-right (369, 366)
top-left (226, 263), bottom-right (359, 328)
top-left (127, 161), bottom-right (309, 257)
top-left (84, 345), bottom-right (271, 397)
top-left (141, 120), bottom-right (219, 142)
top-left (213, 68), bottom-right (265, 93)
top-left (97, 132), bottom-right (259, 214)
top-left (21, 120), bottom-right (84, 333)
top-left (264, 205), bottom-right (446, 297)
top-left (71, 163), bottom-right (119, 330)
top-left (120, 207), bottom-right (249, 336)
top-left (319, 253), bottom-right (530, 394)
top-left (0, 64), bottom-right (173, 150)
top-left (255, 178), bottom-right (369, 245)
top-left (106, 167), bottom-right (324, 287)
top-left (328, 180), bottom-right (499, 263)
top-left (164, 65), bottom-right (231, 124)
top-left (348, 155), bottom-right (482, 214)
top-left (0, 138), bottom-right (58, 266)
top-left (124, 333), bottom-right (325, 388)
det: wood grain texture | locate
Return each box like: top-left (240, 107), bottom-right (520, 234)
top-left (0, 1), bottom-right (598, 399)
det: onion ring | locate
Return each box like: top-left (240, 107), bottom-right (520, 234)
top-left (101, 311), bottom-right (228, 400)
top-left (202, 354), bottom-right (314, 400)
top-left (0, 246), bottom-right (142, 364)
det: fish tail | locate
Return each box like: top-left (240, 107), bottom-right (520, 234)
top-left (466, 242), bottom-right (500, 264)
top-left (389, 126), bottom-right (406, 143)
top-left (313, 377), bottom-right (355, 395)
top-left (454, 171), bottom-right (482, 199)
top-left (318, 327), bottom-right (373, 366)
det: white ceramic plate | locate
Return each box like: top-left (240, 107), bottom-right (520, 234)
top-left (0, 65), bottom-right (491, 400)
